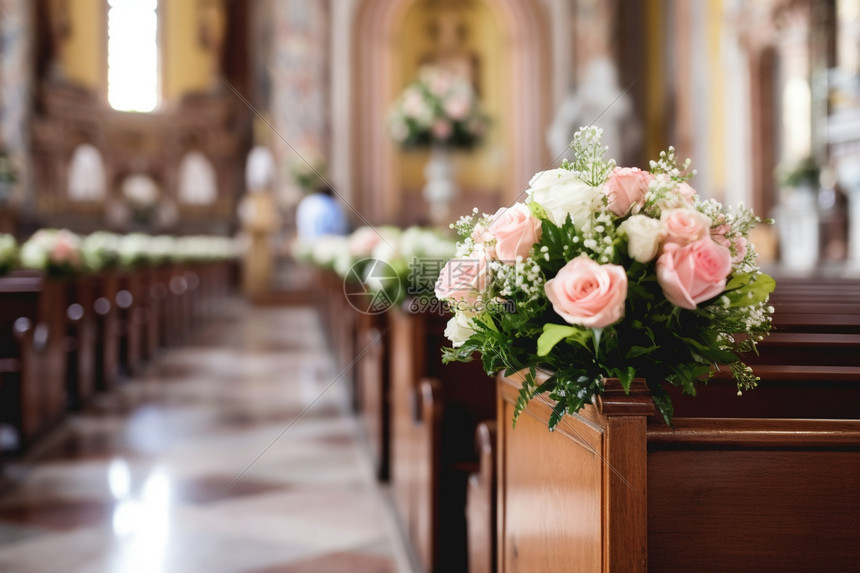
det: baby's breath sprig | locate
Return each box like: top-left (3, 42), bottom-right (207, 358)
top-left (567, 126), bottom-right (616, 187)
top-left (649, 146), bottom-right (695, 183)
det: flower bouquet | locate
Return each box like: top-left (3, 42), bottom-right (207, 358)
top-left (174, 235), bottom-right (239, 263)
top-left (118, 233), bottom-right (154, 268)
top-left (81, 232), bottom-right (122, 272)
top-left (288, 152), bottom-right (327, 194)
top-left (436, 127), bottom-right (775, 428)
top-left (20, 229), bottom-right (83, 277)
top-left (367, 226), bottom-right (457, 307)
top-left (0, 234), bottom-right (18, 275)
top-left (388, 66), bottom-right (488, 150)
top-left (341, 226), bottom-right (403, 280)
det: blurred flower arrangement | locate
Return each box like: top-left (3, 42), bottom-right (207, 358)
top-left (10, 230), bottom-right (238, 275)
top-left (436, 127), bottom-right (776, 428)
top-left (81, 232), bottom-right (121, 272)
top-left (0, 234), bottom-right (18, 275)
top-left (388, 65), bottom-right (489, 149)
top-left (287, 152), bottom-right (328, 194)
top-left (294, 225), bottom-right (457, 306)
top-left (118, 233), bottom-right (153, 268)
top-left (367, 226), bottom-right (457, 305)
top-left (20, 229), bottom-right (83, 276)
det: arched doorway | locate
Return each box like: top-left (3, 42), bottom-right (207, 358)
top-left (350, 0), bottom-right (551, 224)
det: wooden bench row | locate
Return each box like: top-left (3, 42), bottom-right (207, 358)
top-left (477, 276), bottom-right (860, 572)
top-left (315, 269), bottom-right (494, 573)
top-left (0, 261), bottom-right (235, 453)
top-left (315, 271), bottom-right (860, 572)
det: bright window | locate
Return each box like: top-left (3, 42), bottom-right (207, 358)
top-left (107, 0), bottom-right (159, 112)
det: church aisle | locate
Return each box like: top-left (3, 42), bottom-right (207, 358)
top-left (0, 304), bottom-right (409, 573)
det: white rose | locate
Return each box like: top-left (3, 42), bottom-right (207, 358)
top-left (618, 215), bottom-right (666, 263)
top-left (526, 169), bottom-right (599, 230)
top-left (444, 311), bottom-right (477, 348)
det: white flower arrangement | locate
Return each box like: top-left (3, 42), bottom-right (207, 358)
top-left (20, 229), bottom-right (83, 276)
top-left (81, 232), bottom-right (121, 272)
top-left (0, 234), bottom-right (17, 275)
top-left (174, 236), bottom-right (239, 263)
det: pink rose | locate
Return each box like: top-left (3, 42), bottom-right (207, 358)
top-left (443, 95), bottom-right (470, 120)
top-left (656, 239), bottom-right (732, 310)
top-left (604, 167), bottom-right (653, 216)
top-left (676, 182), bottom-right (697, 203)
top-left (662, 208), bottom-right (711, 246)
top-left (52, 239), bottom-right (79, 265)
top-left (429, 74), bottom-right (452, 97)
top-left (435, 255), bottom-right (489, 305)
top-left (544, 255), bottom-right (627, 328)
top-left (51, 232), bottom-right (80, 266)
top-left (349, 227), bottom-right (383, 257)
top-left (488, 203), bottom-right (542, 262)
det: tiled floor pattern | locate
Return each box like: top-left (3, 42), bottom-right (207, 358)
top-left (0, 304), bottom-right (410, 573)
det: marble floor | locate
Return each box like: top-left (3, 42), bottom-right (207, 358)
top-left (0, 304), bottom-right (412, 573)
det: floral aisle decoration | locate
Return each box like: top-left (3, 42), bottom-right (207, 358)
top-left (388, 66), bottom-right (489, 150)
top-left (20, 229), bottom-right (83, 277)
top-left (287, 151), bottom-right (328, 194)
top-left (436, 127), bottom-right (775, 428)
top-left (174, 236), bottom-right (240, 263)
top-left (118, 233), bottom-right (153, 268)
top-left (388, 65), bottom-right (490, 224)
top-left (81, 232), bottom-right (121, 272)
top-left (367, 226), bottom-right (457, 306)
top-left (340, 226), bottom-right (402, 280)
top-left (0, 234), bottom-right (18, 275)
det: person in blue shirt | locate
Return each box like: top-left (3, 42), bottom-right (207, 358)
top-left (295, 185), bottom-right (348, 239)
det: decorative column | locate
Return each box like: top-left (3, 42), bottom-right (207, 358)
top-left (0, 0), bottom-right (33, 225)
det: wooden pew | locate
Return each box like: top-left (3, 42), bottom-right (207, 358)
top-left (116, 270), bottom-right (143, 376)
top-left (0, 274), bottom-right (68, 449)
top-left (93, 271), bottom-right (120, 391)
top-left (319, 269), bottom-right (358, 409)
top-left (490, 276), bottom-right (860, 571)
top-left (138, 267), bottom-right (160, 361)
top-left (356, 310), bottom-right (391, 481)
top-left (64, 274), bottom-right (97, 409)
top-left (466, 421), bottom-right (496, 573)
top-left (496, 372), bottom-right (860, 572)
top-left (388, 303), bottom-right (495, 573)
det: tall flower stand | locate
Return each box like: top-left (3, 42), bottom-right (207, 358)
top-left (423, 146), bottom-right (457, 226)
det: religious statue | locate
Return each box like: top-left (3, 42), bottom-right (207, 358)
top-left (546, 58), bottom-right (641, 167)
top-left (421, 9), bottom-right (480, 94)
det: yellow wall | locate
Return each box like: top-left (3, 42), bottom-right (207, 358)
top-left (61, 0), bottom-right (104, 90)
top-left (394, 0), bottom-right (507, 195)
top-left (644, 0), bottom-right (665, 162)
top-left (55, 0), bottom-right (220, 104)
top-left (162, 0), bottom-right (214, 101)
top-left (706, 0), bottom-right (726, 200)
